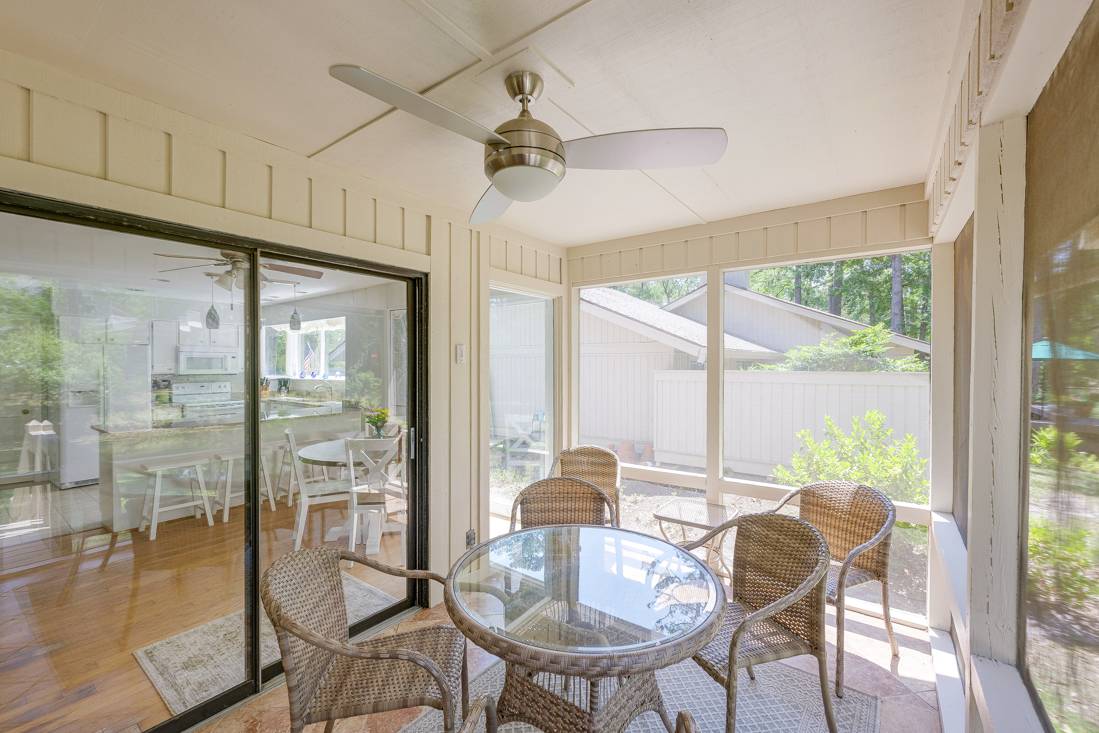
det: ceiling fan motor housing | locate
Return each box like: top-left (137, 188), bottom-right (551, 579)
top-left (483, 71), bottom-right (565, 202)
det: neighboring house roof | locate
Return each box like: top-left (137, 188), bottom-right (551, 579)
top-left (665, 283), bottom-right (931, 355)
top-left (579, 287), bottom-right (777, 361)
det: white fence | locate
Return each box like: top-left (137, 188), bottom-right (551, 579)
top-left (648, 370), bottom-right (930, 479)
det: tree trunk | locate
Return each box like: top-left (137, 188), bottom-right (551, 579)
top-left (828, 262), bottom-right (844, 315)
top-left (890, 254), bottom-right (905, 333)
top-left (793, 266), bottom-right (803, 305)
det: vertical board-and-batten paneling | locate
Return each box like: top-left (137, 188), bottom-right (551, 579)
top-left (566, 185), bottom-right (931, 286)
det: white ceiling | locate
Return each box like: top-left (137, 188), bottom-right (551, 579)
top-left (0, 0), bottom-right (964, 246)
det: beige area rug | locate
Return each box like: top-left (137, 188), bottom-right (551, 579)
top-left (406, 659), bottom-right (879, 732)
top-left (134, 574), bottom-right (396, 716)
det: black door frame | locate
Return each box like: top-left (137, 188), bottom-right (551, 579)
top-left (0, 188), bottom-right (430, 732)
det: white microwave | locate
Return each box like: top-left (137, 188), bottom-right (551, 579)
top-left (178, 350), bottom-right (241, 375)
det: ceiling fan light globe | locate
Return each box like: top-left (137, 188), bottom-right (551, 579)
top-left (491, 165), bottom-right (561, 202)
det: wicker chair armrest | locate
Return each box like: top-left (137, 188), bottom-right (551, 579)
top-left (679, 515), bottom-right (741, 551)
top-left (276, 614), bottom-right (454, 697)
top-left (339, 550), bottom-right (446, 586)
top-left (729, 555), bottom-right (828, 652)
top-left (770, 487), bottom-right (801, 513)
top-left (836, 502), bottom-right (896, 583)
top-left (459, 695), bottom-right (498, 733)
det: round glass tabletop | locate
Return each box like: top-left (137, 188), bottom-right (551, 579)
top-left (446, 525), bottom-right (722, 661)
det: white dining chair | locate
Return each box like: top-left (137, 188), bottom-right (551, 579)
top-left (344, 436), bottom-right (396, 555)
top-left (285, 429), bottom-right (350, 550)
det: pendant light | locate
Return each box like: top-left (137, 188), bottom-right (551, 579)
top-left (289, 283), bottom-right (301, 331)
top-left (205, 279), bottom-right (220, 329)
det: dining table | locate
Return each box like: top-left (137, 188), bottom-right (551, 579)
top-left (445, 524), bottom-right (724, 732)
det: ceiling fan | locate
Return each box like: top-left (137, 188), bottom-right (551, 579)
top-left (330, 66), bottom-right (728, 225)
top-left (155, 251), bottom-right (323, 291)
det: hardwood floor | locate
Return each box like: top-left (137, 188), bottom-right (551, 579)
top-left (0, 482), bottom-right (409, 733)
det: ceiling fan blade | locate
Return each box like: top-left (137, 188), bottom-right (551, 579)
top-left (159, 263), bottom-right (214, 273)
top-left (564, 127), bottom-right (728, 170)
top-left (264, 263), bottom-right (323, 279)
top-left (155, 253), bottom-right (224, 261)
top-left (330, 65), bottom-right (509, 147)
top-left (469, 185), bottom-right (513, 226)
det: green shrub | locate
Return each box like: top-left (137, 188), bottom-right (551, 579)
top-left (1028, 518), bottom-right (1099, 612)
top-left (757, 323), bottom-right (926, 372)
top-left (772, 409), bottom-right (929, 504)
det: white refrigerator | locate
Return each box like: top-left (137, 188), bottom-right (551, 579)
top-left (57, 317), bottom-right (151, 487)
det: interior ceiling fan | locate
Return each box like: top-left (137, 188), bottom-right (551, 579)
top-left (155, 250), bottom-right (323, 291)
top-left (330, 66), bottom-right (728, 225)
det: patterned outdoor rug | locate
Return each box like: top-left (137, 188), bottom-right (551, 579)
top-left (405, 659), bottom-right (879, 732)
top-left (134, 574), bottom-right (396, 715)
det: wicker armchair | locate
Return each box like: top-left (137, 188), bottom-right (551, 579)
top-left (551, 445), bottom-right (621, 526)
top-left (774, 481), bottom-right (898, 696)
top-left (684, 513), bottom-right (837, 733)
top-left (260, 547), bottom-right (469, 733)
top-left (508, 476), bottom-right (617, 531)
top-left (459, 695), bottom-right (498, 733)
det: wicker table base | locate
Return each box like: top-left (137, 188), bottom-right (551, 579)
top-left (497, 664), bottom-right (673, 733)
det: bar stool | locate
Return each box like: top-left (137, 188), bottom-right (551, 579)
top-left (211, 452), bottom-right (277, 523)
top-left (137, 458), bottom-right (215, 540)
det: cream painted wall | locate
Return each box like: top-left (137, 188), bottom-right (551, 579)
top-left (566, 185), bottom-right (931, 286)
top-left (0, 47), bottom-right (567, 591)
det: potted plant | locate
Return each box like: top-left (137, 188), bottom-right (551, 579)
top-left (362, 406), bottom-right (390, 438)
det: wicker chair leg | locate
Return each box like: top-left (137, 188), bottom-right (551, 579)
top-left (882, 581), bottom-right (900, 657)
top-left (323, 720), bottom-right (335, 733)
top-left (725, 664), bottom-right (739, 733)
top-left (835, 589), bottom-right (846, 698)
top-left (746, 661), bottom-right (756, 681)
top-left (656, 700), bottom-right (675, 733)
top-left (461, 644), bottom-right (470, 718)
top-left (816, 652), bottom-right (838, 733)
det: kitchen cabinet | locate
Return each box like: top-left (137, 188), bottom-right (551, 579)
top-left (178, 323), bottom-right (209, 347)
top-left (151, 320), bottom-right (178, 374)
top-left (209, 325), bottom-right (241, 348)
top-left (106, 316), bottom-right (150, 345)
top-left (58, 315), bottom-right (106, 344)
top-left (177, 323), bottom-right (241, 349)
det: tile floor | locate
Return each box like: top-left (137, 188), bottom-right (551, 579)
top-left (197, 601), bottom-right (940, 732)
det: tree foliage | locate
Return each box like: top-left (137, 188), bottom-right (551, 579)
top-left (611, 276), bottom-right (704, 307)
top-left (749, 251), bottom-right (932, 341)
top-left (758, 323), bottom-right (926, 372)
top-left (772, 409), bottom-right (929, 504)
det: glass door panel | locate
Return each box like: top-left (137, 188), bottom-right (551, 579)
top-left (487, 288), bottom-right (555, 537)
top-left (259, 256), bottom-right (412, 634)
top-left (0, 211), bottom-right (252, 730)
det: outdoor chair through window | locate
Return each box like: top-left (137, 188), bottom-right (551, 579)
top-left (551, 445), bottom-right (621, 526)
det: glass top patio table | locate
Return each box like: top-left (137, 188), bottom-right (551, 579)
top-left (444, 525), bottom-right (724, 676)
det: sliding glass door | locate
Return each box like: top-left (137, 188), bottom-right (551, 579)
top-left (0, 210), bottom-right (254, 730)
top-left (258, 256), bottom-right (414, 638)
top-left (0, 198), bottom-right (425, 732)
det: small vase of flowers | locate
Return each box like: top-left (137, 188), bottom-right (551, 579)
top-left (362, 406), bottom-right (390, 438)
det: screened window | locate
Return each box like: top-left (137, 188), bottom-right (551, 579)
top-left (577, 274), bottom-right (706, 472)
